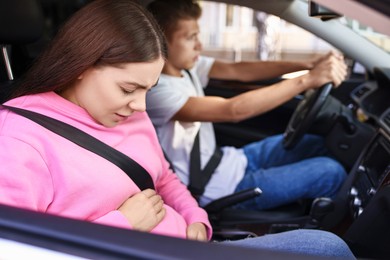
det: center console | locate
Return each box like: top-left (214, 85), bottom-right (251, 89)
top-left (343, 128), bottom-right (390, 258)
top-left (348, 129), bottom-right (390, 218)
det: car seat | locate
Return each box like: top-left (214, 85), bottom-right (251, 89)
top-left (0, 0), bottom-right (44, 103)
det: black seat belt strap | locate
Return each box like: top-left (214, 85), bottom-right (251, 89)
top-left (184, 70), bottom-right (223, 198)
top-left (3, 105), bottom-right (154, 191)
top-left (189, 131), bottom-right (223, 198)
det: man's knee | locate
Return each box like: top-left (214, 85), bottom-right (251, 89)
top-left (321, 157), bottom-right (346, 181)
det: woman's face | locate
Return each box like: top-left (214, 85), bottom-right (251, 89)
top-left (62, 57), bottom-right (164, 127)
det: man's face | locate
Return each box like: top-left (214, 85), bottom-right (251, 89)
top-left (165, 19), bottom-right (202, 75)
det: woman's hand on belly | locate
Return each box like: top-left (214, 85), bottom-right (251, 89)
top-left (187, 222), bottom-right (208, 242)
top-left (118, 189), bottom-right (166, 232)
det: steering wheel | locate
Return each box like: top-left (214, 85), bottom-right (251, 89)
top-left (283, 83), bottom-right (333, 150)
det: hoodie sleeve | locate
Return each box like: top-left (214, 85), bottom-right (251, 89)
top-left (154, 147), bottom-right (213, 240)
top-left (0, 137), bottom-right (54, 212)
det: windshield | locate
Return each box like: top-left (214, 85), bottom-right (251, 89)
top-left (340, 17), bottom-right (390, 53)
top-left (303, 0), bottom-right (390, 54)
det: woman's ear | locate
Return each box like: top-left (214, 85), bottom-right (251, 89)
top-left (77, 67), bottom-right (94, 80)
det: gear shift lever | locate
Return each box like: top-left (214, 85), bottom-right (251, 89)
top-left (306, 197), bottom-right (335, 229)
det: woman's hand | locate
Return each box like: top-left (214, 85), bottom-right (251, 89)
top-left (186, 222), bottom-right (208, 242)
top-left (118, 189), bottom-right (166, 232)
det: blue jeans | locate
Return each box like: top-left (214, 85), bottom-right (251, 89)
top-left (234, 134), bottom-right (346, 210)
top-left (222, 229), bottom-right (355, 259)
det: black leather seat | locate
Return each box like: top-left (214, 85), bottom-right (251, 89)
top-left (0, 0), bottom-right (44, 103)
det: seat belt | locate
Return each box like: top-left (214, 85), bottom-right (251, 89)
top-left (189, 131), bottom-right (223, 198)
top-left (184, 70), bottom-right (223, 198)
top-left (3, 105), bottom-right (155, 191)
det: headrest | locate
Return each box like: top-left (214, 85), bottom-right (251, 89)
top-left (0, 0), bottom-right (44, 45)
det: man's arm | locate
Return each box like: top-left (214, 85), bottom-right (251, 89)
top-left (209, 59), bottom-right (312, 82)
top-left (207, 51), bottom-right (337, 82)
top-left (173, 52), bottom-right (347, 123)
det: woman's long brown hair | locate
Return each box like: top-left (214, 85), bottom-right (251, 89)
top-left (9, 0), bottom-right (166, 99)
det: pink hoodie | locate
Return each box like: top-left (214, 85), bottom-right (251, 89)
top-left (0, 92), bottom-right (212, 240)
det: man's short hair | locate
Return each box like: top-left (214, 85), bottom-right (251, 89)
top-left (147, 0), bottom-right (202, 41)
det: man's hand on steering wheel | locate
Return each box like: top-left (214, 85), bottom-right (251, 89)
top-left (305, 51), bottom-right (347, 90)
top-left (282, 52), bottom-right (348, 150)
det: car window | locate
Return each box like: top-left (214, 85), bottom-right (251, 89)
top-left (198, 1), bottom-right (336, 63)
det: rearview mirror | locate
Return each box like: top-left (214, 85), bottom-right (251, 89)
top-left (308, 0), bottom-right (341, 20)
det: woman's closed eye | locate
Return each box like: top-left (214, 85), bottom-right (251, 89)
top-left (121, 87), bottom-right (136, 95)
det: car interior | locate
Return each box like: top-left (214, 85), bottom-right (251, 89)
top-left (1, 0), bottom-right (390, 259)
